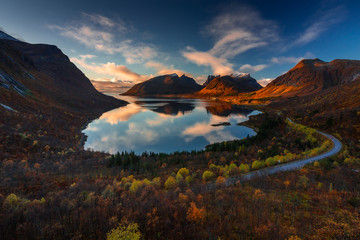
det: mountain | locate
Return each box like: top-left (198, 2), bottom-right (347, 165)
top-left (197, 74), bottom-right (262, 96)
top-left (202, 74), bottom-right (220, 87)
top-left (255, 58), bottom-right (360, 98)
top-left (0, 30), bottom-right (126, 114)
top-left (122, 74), bottom-right (202, 96)
top-left (0, 30), bottom-right (20, 41)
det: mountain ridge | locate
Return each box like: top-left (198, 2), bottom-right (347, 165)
top-left (0, 34), bottom-right (126, 113)
top-left (122, 73), bottom-right (202, 96)
top-left (197, 74), bottom-right (262, 96)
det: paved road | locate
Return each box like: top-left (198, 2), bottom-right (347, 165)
top-left (223, 119), bottom-right (342, 185)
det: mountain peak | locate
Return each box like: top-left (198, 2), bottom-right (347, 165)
top-left (231, 73), bottom-right (250, 78)
top-left (168, 73), bottom-right (178, 77)
top-left (293, 58), bottom-right (325, 70)
top-left (0, 30), bottom-right (20, 42)
top-left (123, 74), bottom-right (202, 96)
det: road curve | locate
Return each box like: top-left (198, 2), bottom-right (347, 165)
top-left (223, 119), bottom-right (342, 185)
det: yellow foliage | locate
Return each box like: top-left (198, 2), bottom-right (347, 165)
top-left (164, 176), bottom-right (177, 190)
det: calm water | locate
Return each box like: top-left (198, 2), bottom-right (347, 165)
top-left (83, 96), bottom-right (260, 154)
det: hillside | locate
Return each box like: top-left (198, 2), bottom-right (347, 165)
top-left (0, 31), bottom-right (126, 114)
top-left (197, 74), bottom-right (262, 96)
top-left (254, 58), bottom-right (360, 98)
top-left (122, 74), bottom-right (202, 96)
top-left (0, 31), bottom-right (127, 160)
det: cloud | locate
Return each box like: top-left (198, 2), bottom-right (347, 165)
top-left (271, 52), bottom-right (315, 64)
top-left (145, 61), bottom-right (193, 77)
top-left (100, 103), bottom-right (143, 124)
top-left (70, 55), bottom-right (149, 82)
top-left (49, 13), bottom-right (157, 64)
top-left (239, 64), bottom-right (268, 73)
top-left (183, 49), bottom-right (234, 75)
top-left (257, 78), bottom-right (273, 87)
top-left (183, 5), bottom-right (277, 75)
top-left (81, 12), bottom-right (117, 28)
top-left (291, 6), bottom-right (346, 47)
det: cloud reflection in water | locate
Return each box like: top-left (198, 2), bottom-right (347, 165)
top-left (83, 97), bottom-right (259, 154)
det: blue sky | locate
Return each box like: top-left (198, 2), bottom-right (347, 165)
top-left (1, 0), bottom-right (359, 84)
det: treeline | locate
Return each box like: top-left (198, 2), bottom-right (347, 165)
top-left (205, 115), bottom-right (283, 152)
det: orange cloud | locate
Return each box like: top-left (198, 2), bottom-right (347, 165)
top-left (70, 55), bottom-right (150, 83)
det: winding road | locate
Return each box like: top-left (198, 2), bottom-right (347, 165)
top-left (222, 118), bottom-right (342, 185)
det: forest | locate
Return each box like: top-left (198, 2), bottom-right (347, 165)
top-left (1, 98), bottom-right (360, 239)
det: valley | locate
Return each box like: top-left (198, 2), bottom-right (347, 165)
top-left (1, 28), bottom-right (360, 240)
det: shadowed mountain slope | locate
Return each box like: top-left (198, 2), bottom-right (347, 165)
top-left (0, 30), bottom-right (126, 113)
top-left (122, 74), bottom-right (202, 96)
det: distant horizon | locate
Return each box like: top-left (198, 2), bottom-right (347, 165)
top-left (1, 0), bottom-right (359, 85)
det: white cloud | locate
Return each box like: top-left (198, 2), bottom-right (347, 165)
top-left (271, 52), bottom-right (315, 65)
top-left (239, 64), bottom-right (268, 73)
top-left (183, 5), bottom-right (277, 75)
top-left (290, 6), bottom-right (346, 48)
top-left (257, 78), bottom-right (273, 87)
top-left (81, 12), bottom-right (117, 28)
top-left (49, 13), bottom-right (157, 64)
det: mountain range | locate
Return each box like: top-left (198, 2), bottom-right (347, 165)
top-left (1, 29), bottom-right (360, 111)
top-left (122, 73), bottom-right (262, 96)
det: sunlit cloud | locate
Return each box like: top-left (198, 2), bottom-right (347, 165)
top-left (90, 79), bottom-right (133, 94)
top-left (70, 55), bottom-right (150, 82)
top-left (183, 5), bottom-right (277, 75)
top-left (183, 49), bottom-right (234, 75)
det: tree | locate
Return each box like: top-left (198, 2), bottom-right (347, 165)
top-left (186, 202), bottom-right (206, 223)
top-left (252, 160), bottom-right (263, 170)
top-left (202, 170), bottom-right (214, 182)
top-left (3, 193), bottom-right (21, 209)
top-left (164, 176), bottom-right (177, 190)
top-left (107, 222), bottom-right (141, 240)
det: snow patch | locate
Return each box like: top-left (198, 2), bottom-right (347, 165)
top-left (0, 103), bottom-right (16, 112)
top-left (352, 73), bottom-right (360, 82)
top-left (0, 71), bottom-right (27, 96)
top-left (168, 73), bottom-right (178, 77)
top-left (231, 73), bottom-right (250, 78)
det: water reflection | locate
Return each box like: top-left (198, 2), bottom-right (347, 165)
top-left (84, 97), bottom-right (260, 154)
top-left (135, 100), bottom-right (195, 115)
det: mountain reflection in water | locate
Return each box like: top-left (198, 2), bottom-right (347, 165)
top-left (83, 96), bottom-right (260, 154)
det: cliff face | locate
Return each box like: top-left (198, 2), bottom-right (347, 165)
top-left (197, 74), bottom-right (262, 96)
top-left (0, 32), bottom-right (126, 113)
top-left (122, 74), bottom-right (202, 96)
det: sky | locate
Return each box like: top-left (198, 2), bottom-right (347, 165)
top-left (1, 0), bottom-right (360, 85)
